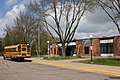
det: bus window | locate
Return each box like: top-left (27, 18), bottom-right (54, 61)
top-left (12, 48), bottom-right (16, 52)
top-left (22, 48), bottom-right (26, 51)
top-left (18, 45), bottom-right (21, 52)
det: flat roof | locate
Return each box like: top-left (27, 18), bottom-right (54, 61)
top-left (76, 35), bottom-right (120, 40)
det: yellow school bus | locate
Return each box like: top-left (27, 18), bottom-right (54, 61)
top-left (3, 44), bottom-right (31, 60)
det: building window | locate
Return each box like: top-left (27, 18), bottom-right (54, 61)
top-left (100, 43), bottom-right (113, 53)
top-left (83, 39), bottom-right (91, 44)
top-left (85, 47), bottom-right (89, 54)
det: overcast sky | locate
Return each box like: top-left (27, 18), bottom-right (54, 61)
top-left (0, 0), bottom-right (120, 39)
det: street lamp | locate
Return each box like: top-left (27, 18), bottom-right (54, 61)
top-left (89, 35), bottom-right (93, 63)
top-left (47, 41), bottom-right (50, 57)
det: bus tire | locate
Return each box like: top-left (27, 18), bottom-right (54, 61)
top-left (3, 56), bottom-right (6, 60)
top-left (11, 57), bottom-right (16, 61)
top-left (10, 56), bottom-right (14, 61)
top-left (19, 58), bottom-right (24, 61)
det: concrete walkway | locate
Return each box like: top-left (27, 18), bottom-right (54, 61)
top-left (29, 57), bottom-right (120, 76)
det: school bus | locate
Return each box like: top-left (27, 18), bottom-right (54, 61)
top-left (3, 44), bottom-right (31, 60)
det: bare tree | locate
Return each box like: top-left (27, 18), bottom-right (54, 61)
top-left (4, 12), bottom-right (37, 45)
top-left (14, 12), bottom-right (37, 44)
top-left (28, 0), bottom-right (93, 56)
top-left (4, 11), bottom-right (54, 54)
top-left (4, 26), bottom-right (13, 46)
top-left (97, 0), bottom-right (120, 33)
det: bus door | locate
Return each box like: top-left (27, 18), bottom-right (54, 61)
top-left (21, 45), bottom-right (27, 56)
top-left (27, 45), bottom-right (31, 56)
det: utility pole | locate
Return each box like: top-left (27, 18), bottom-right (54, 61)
top-left (38, 25), bottom-right (41, 56)
top-left (47, 41), bottom-right (50, 57)
top-left (40, 23), bottom-right (42, 55)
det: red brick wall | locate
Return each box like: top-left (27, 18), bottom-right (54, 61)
top-left (76, 39), bottom-right (91, 56)
top-left (76, 40), bottom-right (84, 56)
top-left (50, 43), bottom-right (59, 55)
top-left (76, 38), bottom-right (100, 56)
top-left (92, 39), bottom-right (100, 56)
top-left (114, 36), bottom-right (120, 56)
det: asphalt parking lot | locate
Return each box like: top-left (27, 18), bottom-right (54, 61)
top-left (0, 58), bottom-right (120, 80)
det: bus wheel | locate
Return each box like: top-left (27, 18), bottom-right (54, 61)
top-left (20, 58), bottom-right (24, 61)
top-left (3, 56), bottom-right (6, 60)
top-left (17, 58), bottom-right (24, 61)
top-left (11, 58), bottom-right (16, 61)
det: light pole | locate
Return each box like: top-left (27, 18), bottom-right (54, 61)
top-left (47, 41), bottom-right (50, 57)
top-left (89, 35), bottom-right (93, 63)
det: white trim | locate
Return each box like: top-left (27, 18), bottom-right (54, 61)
top-left (58, 42), bottom-right (76, 47)
top-left (68, 42), bottom-right (76, 46)
top-left (101, 54), bottom-right (114, 57)
top-left (100, 39), bottom-right (113, 43)
top-left (58, 44), bottom-right (62, 46)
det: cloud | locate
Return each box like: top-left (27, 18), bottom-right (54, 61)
top-left (84, 9), bottom-right (112, 24)
top-left (6, 0), bottom-right (17, 5)
top-left (76, 8), bottom-right (120, 39)
top-left (44, 5), bottom-right (120, 39)
top-left (45, 6), bottom-right (120, 39)
top-left (1, 1), bottom-right (119, 39)
top-left (0, 4), bottom-right (26, 37)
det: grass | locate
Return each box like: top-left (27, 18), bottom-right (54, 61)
top-left (31, 54), bottom-right (38, 57)
top-left (31, 53), bottom-right (37, 57)
top-left (43, 56), bottom-right (81, 60)
top-left (79, 58), bottom-right (120, 67)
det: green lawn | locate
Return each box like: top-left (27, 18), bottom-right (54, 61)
top-left (79, 58), bottom-right (120, 67)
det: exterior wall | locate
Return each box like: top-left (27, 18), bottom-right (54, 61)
top-left (50, 43), bottom-right (59, 55)
top-left (76, 40), bottom-right (84, 56)
top-left (76, 38), bottom-right (100, 56)
top-left (114, 36), bottom-right (120, 56)
top-left (92, 39), bottom-right (100, 56)
top-left (50, 42), bottom-right (76, 56)
top-left (50, 36), bottom-right (120, 57)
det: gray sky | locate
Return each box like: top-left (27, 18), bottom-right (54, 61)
top-left (75, 8), bottom-right (119, 39)
top-left (0, 0), bottom-right (119, 39)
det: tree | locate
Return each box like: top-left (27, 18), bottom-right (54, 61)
top-left (4, 12), bottom-right (37, 45)
top-left (4, 11), bottom-right (54, 54)
top-left (14, 12), bottom-right (37, 44)
top-left (97, 0), bottom-right (120, 33)
top-left (4, 26), bottom-right (14, 46)
top-left (28, 0), bottom-right (93, 56)
top-left (0, 38), bottom-right (3, 55)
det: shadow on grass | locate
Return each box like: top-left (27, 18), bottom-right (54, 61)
top-left (109, 76), bottom-right (120, 79)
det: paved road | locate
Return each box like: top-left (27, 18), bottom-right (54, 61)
top-left (0, 58), bottom-right (120, 80)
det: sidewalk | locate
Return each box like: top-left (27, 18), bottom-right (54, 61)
top-left (30, 57), bottom-right (120, 76)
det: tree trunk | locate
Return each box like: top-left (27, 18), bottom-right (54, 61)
top-left (61, 43), bottom-right (66, 57)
